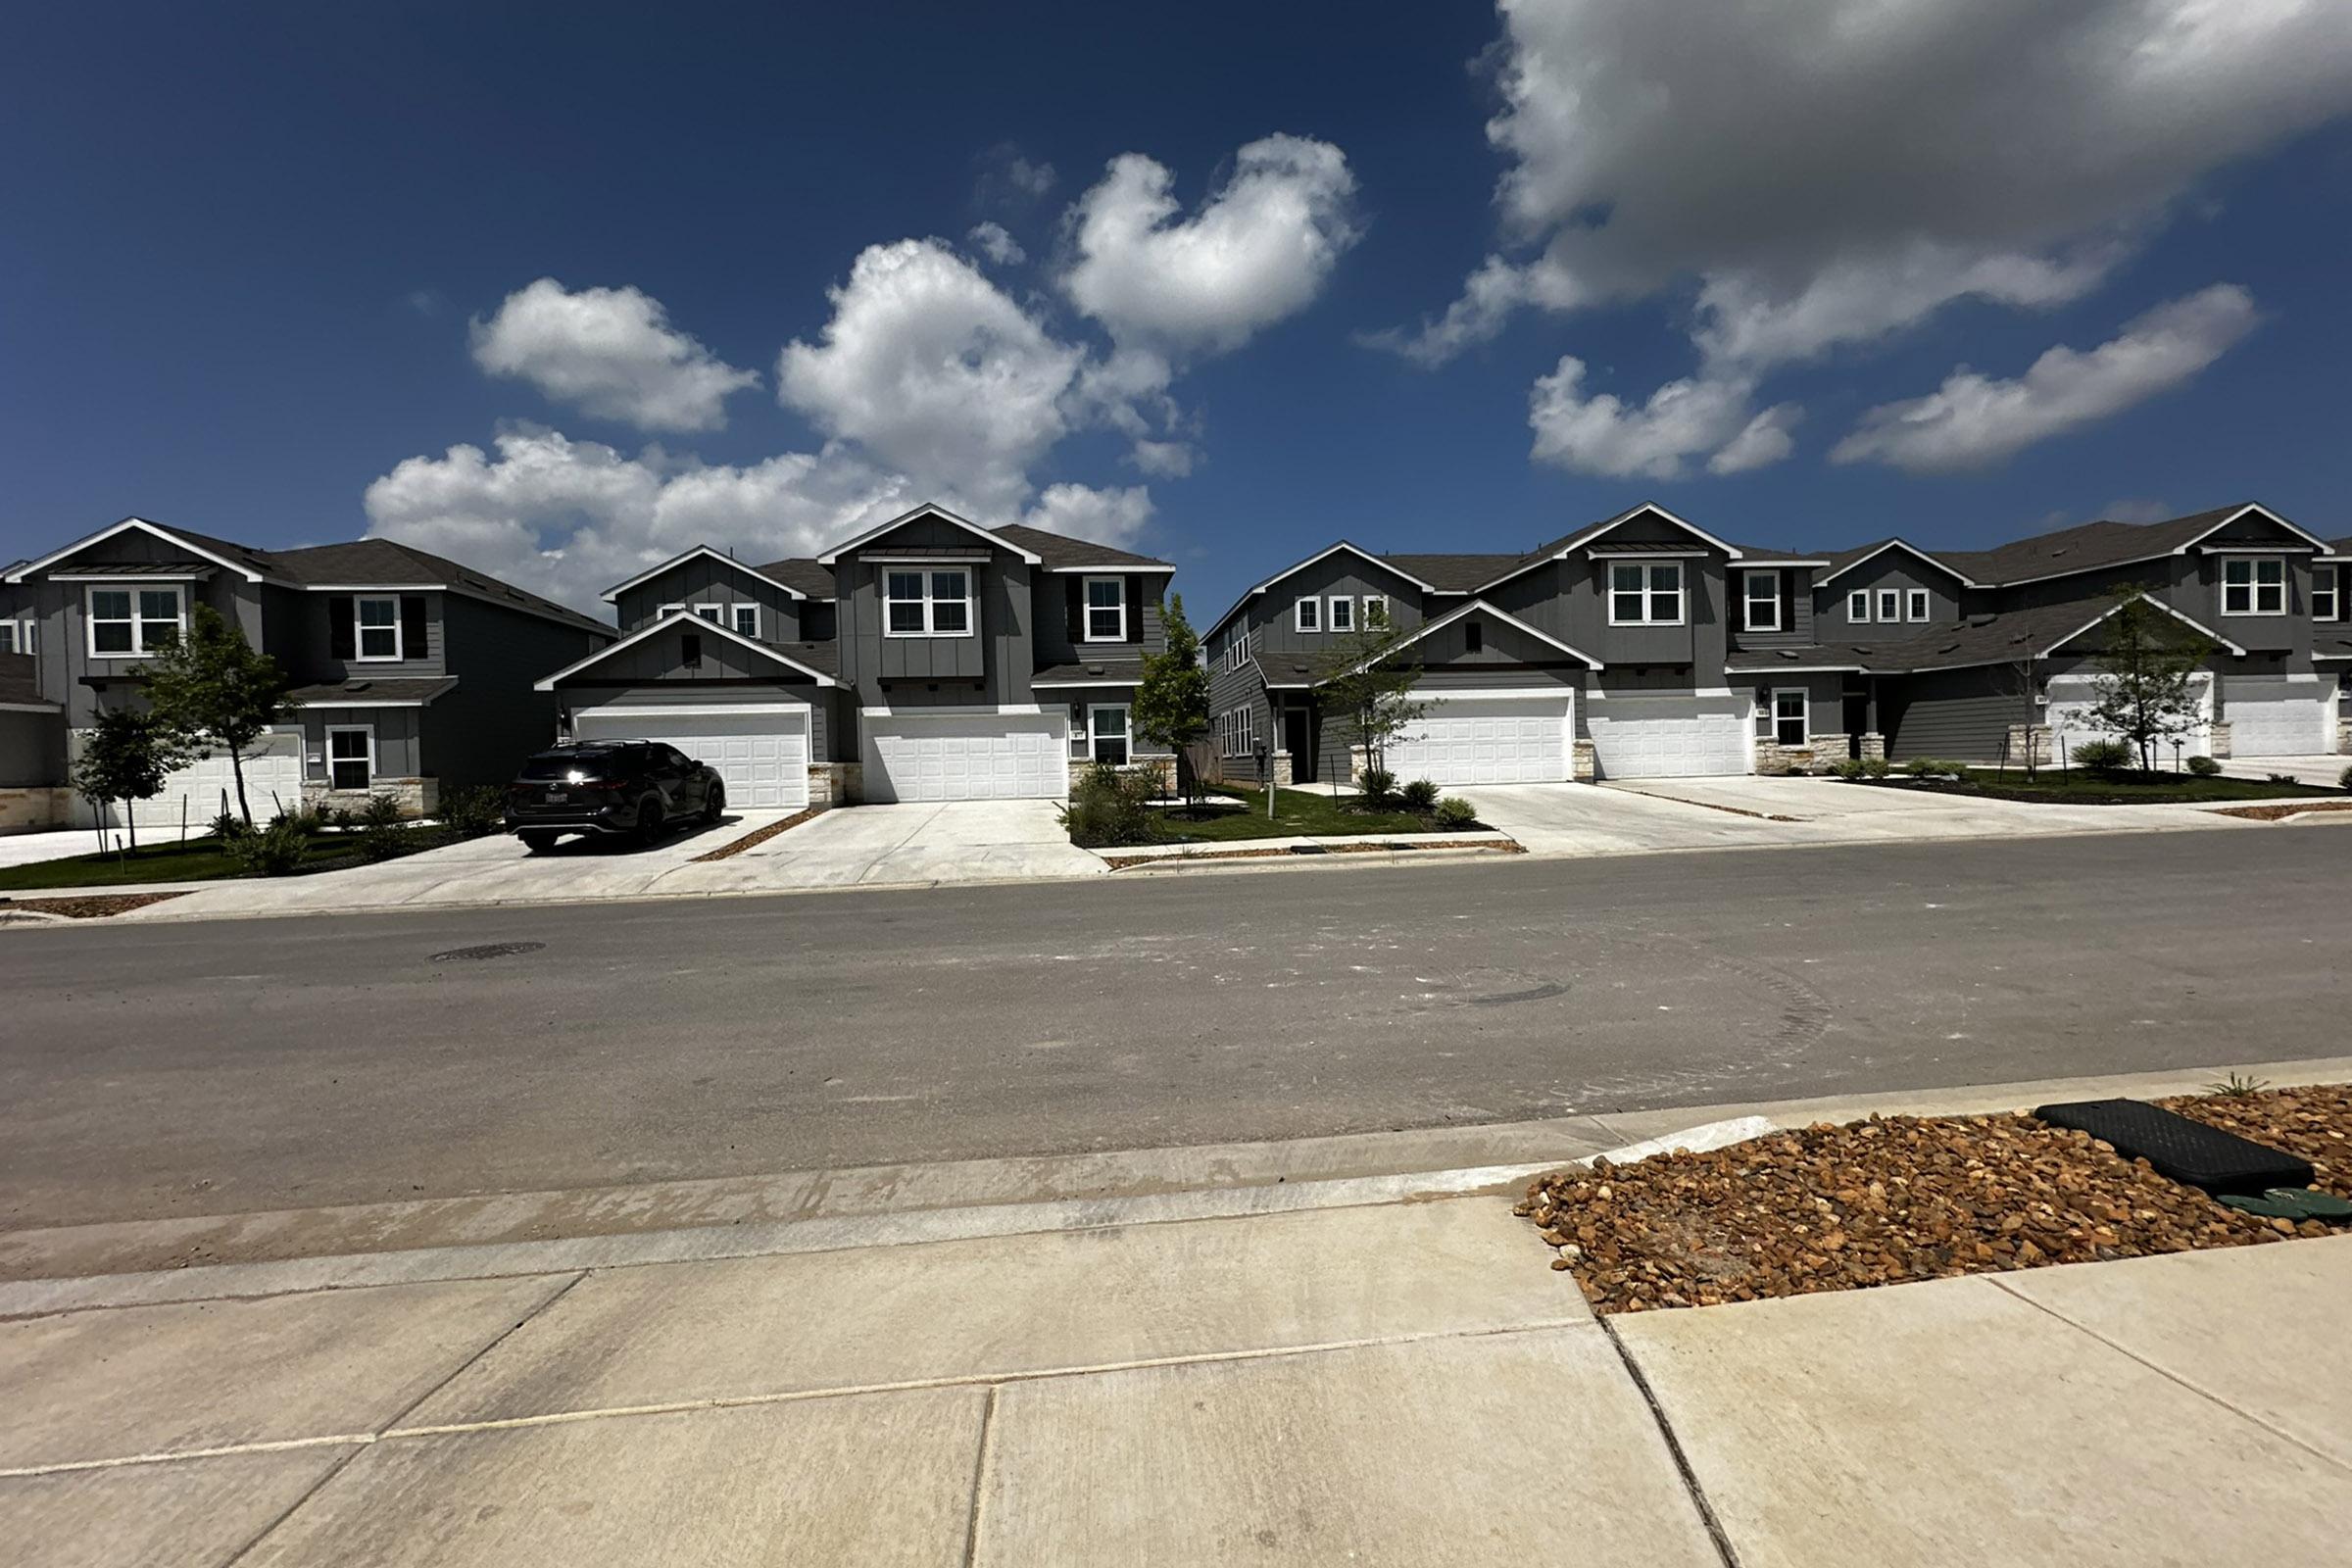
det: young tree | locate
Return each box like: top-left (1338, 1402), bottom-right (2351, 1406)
top-left (2084, 587), bottom-right (2214, 772)
top-left (69, 707), bottom-right (193, 854)
top-left (1314, 600), bottom-right (1426, 788)
top-left (1132, 593), bottom-right (1211, 809)
top-left (1990, 654), bottom-right (2043, 779)
top-left (137, 605), bottom-right (300, 826)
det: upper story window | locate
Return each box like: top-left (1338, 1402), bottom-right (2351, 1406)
top-left (732, 605), bottom-right (760, 638)
top-left (1875, 588), bottom-right (1900, 623)
top-left (1361, 593), bottom-right (1388, 627)
top-left (0, 620), bottom-right (24, 655)
top-left (1743, 570), bottom-right (1781, 632)
top-left (1225, 627), bottom-right (1251, 671)
top-left (1328, 596), bottom-right (1355, 633)
top-left (693, 604), bottom-right (724, 625)
top-left (1295, 597), bottom-right (1320, 633)
top-left (2314, 564), bottom-right (2340, 622)
top-left (1084, 576), bottom-right (1127, 642)
top-left (1609, 562), bottom-right (1684, 627)
top-left (355, 595), bottom-right (403, 662)
top-left (886, 569), bottom-right (972, 637)
top-left (2220, 556), bottom-right (2286, 616)
top-left (1905, 589), bottom-right (1931, 622)
top-left (87, 586), bottom-right (184, 658)
top-left (1846, 589), bottom-right (1870, 622)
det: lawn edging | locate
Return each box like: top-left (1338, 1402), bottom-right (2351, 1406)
top-left (1100, 833), bottom-right (1521, 870)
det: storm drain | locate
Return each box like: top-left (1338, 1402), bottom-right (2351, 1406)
top-left (430, 941), bottom-right (546, 963)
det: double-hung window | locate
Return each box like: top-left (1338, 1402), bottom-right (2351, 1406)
top-left (1360, 593), bottom-right (1388, 628)
top-left (1743, 570), bottom-right (1781, 632)
top-left (1090, 705), bottom-right (1131, 766)
top-left (1609, 562), bottom-right (1684, 626)
top-left (1875, 588), bottom-right (1901, 623)
top-left (885, 569), bottom-right (972, 636)
top-left (1295, 597), bottom-right (1321, 633)
top-left (1905, 589), bottom-right (1931, 622)
top-left (1327, 596), bottom-right (1355, 633)
top-left (355, 595), bottom-right (402, 661)
top-left (1847, 589), bottom-right (1871, 623)
top-left (87, 586), bottom-right (184, 658)
top-left (2221, 556), bottom-right (2285, 615)
top-left (2314, 564), bottom-right (2341, 622)
top-left (731, 605), bottom-right (760, 638)
top-left (1226, 629), bottom-right (1251, 671)
top-left (325, 726), bottom-right (374, 791)
top-left (0, 623), bottom-right (15, 655)
top-left (1771, 689), bottom-right (1807, 748)
top-left (1084, 577), bottom-right (1126, 642)
top-left (693, 604), bottom-right (724, 625)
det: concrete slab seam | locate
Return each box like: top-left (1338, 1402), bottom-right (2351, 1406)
top-left (1984, 1274), bottom-right (2352, 1479)
top-left (1598, 1315), bottom-right (1744, 1568)
top-left (959, 1384), bottom-right (999, 1568)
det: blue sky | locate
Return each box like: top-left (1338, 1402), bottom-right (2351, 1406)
top-left (5, 2), bottom-right (2351, 618)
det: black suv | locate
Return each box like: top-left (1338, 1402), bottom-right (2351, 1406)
top-left (506, 741), bottom-right (725, 852)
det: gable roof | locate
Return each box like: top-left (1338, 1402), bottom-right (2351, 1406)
top-left (990, 524), bottom-right (1173, 572)
top-left (1936, 504), bottom-right (2328, 588)
top-left (1818, 538), bottom-right (1979, 588)
top-left (752, 557), bottom-right (837, 599)
top-left (1731, 594), bottom-right (2243, 676)
top-left (815, 503), bottom-right (1041, 565)
top-left (1203, 542), bottom-right (1446, 640)
top-left (1464, 502), bottom-right (1745, 597)
top-left (1368, 598), bottom-right (1602, 672)
top-left (1377, 553), bottom-right (1525, 593)
top-left (601, 545), bottom-right (810, 604)
top-left (535, 609), bottom-right (838, 690)
top-left (7, 517), bottom-right (274, 584)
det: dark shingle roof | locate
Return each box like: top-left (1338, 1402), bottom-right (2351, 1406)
top-left (1934, 508), bottom-right (2246, 587)
top-left (286, 676), bottom-right (459, 707)
top-left (268, 539), bottom-right (614, 637)
top-left (1379, 553), bottom-right (1523, 592)
top-left (752, 558), bottom-right (836, 599)
top-left (1727, 598), bottom-right (2234, 676)
top-left (1031, 658), bottom-right (1148, 686)
top-left (989, 523), bottom-right (1172, 571)
top-left (748, 639), bottom-right (839, 680)
top-left (0, 652), bottom-right (53, 708)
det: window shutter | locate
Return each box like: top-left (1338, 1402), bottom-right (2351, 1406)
top-left (1126, 577), bottom-right (1145, 645)
top-left (328, 596), bottom-right (355, 660)
top-left (1066, 578), bottom-right (1084, 641)
top-left (401, 597), bottom-right (428, 660)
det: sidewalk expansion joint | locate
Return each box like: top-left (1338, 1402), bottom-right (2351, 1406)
top-left (959, 1385), bottom-right (1000, 1568)
top-left (1599, 1316), bottom-right (1744, 1568)
top-left (1985, 1275), bottom-right (2352, 1479)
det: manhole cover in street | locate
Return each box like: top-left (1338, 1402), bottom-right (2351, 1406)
top-left (431, 941), bottom-right (546, 962)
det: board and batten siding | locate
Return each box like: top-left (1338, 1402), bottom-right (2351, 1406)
top-left (420, 595), bottom-right (609, 789)
top-left (615, 557), bottom-right (808, 641)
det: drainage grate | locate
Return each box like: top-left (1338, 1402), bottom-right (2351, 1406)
top-left (431, 941), bottom-right (546, 963)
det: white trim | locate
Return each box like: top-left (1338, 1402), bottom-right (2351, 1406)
top-left (1607, 560), bottom-right (1686, 627)
top-left (83, 583), bottom-right (187, 661)
top-left (882, 566), bottom-right (976, 638)
top-left (1341, 598), bottom-right (1603, 677)
top-left (1874, 588), bottom-right (1901, 624)
top-left (1905, 588), bottom-right (1931, 622)
top-left (1846, 589), bottom-right (1871, 623)
top-left (297, 697), bottom-right (442, 710)
top-left (353, 594), bottom-right (404, 662)
top-left (1361, 593), bottom-right (1389, 626)
top-left (296, 582), bottom-right (444, 593)
top-left (861, 554), bottom-right (996, 565)
top-left (2172, 504), bottom-right (2333, 557)
top-left (1203, 542), bottom-right (1442, 640)
top-left (1031, 676), bottom-right (1144, 689)
top-left (1326, 595), bottom-right (1355, 633)
top-left (1566, 503), bottom-right (1742, 562)
top-left (1401, 685), bottom-right (1579, 701)
top-left (859, 703), bottom-right (1044, 717)
top-left (1586, 686), bottom-right (1740, 701)
top-left (815, 503), bottom-right (1040, 565)
top-left (1589, 548), bottom-right (1709, 560)
top-left (1728, 663), bottom-right (1866, 675)
top-left (730, 604), bottom-right (760, 638)
top-left (47, 571), bottom-right (212, 582)
top-left (1769, 687), bottom-right (1809, 748)
top-left (657, 602), bottom-right (684, 617)
top-left (568, 700), bottom-right (810, 718)
top-left (535, 610), bottom-right (836, 689)
top-left (5, 517), bottom-right (267, 585)
top-left (1048, 564), bottom-right (1173, 574)
top-left (1742, 568), bottom-right (1782, 632)
top-left (323, 724), bottom-right (375, 792)
top-left (2039, 597), bottom-right (2246, 659)
top-left (1817, 538), bottom-right (1976, 588)
top-left (2219, 554), bottom-right (2288, 617)
top-left (1736, 558), bottom-right (1832, 568)
top-left (2312, 563), bottom-right (2340, 622)
top-left (688, 602), bottom-right (727, 626)
top-left (600, 545), bottom-right (807, 603)
top-left (1294, 596), bottom-right (1321, 633)
top-left (1082, 575), bottom-right (1128, 643)
top-left (1085, 702), bottom-right (1133, 766)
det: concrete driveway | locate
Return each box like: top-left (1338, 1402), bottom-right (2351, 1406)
top-left (0, 829), bottom-right (129, 870)
top-left (659, 800), bottom-right (1102, 896)
top-left (2219, 755), bottom-right (2348, 788)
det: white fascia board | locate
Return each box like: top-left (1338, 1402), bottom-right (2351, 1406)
top-left (859, 703), bottom-right (1047, 717)
top-left (1406, 685), bottom-right (1578, 702)
top-left (1047, 564), bottom-right (1175, 574)
top-left (1375, 598), bottom-right (1603, 672)
top-left (1817, 539), bottom-right (1977, 588)
top-left (569, 701), bottom-right (810, 717)
top-left (2039, 598), bottom-right (2246, 659)
top-left (6, 517), bottom-right (269, 584)
top-left (815, 504), bottom-right (1040, 565)
top-left (1203, 542), bottom-right (1442, 643)
top-left (600, 546), bottom-right (807, 604)
top-left (1568, 503), bottom-right (1743, 562)
top-left (535, 610), bottom-right (835, 690)
top-left (1031, 677), bottom-right (1144, 689)
top-left (2175, 504), bottom-right (2334, 556)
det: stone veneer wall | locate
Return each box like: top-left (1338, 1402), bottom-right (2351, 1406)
top-left (0, 786), bottom-right (72, 834)
top-left (304, 777), bottom-right (439, 819)
top-left (1755, 733), bottom-right (1849, 775)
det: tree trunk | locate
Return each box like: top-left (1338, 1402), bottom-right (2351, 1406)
top-left (229, 747), bottom-right (254, 827)
top-left (126, 805), bottom-right (138, 855)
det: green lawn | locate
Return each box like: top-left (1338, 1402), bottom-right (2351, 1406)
top-left (0, 830), bottom-right (359, 891)
top-left (1152, 787), bottom-right (1462, 843)
top-left (1924, 768), bottom-right (2338, 806)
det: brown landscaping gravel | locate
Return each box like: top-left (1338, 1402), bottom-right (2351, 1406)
top-left (691, 808), bottom-right (820, 861)
top-left (0, 891), bottom-right (191, 919)
top-left (2211, 801), bottom-right (2352, 822)
top-left (1518, 1087), bottom-right (2351, 1314)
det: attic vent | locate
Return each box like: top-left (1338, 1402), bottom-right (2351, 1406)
top-left (1776, 649), bottom-right (1801, 661)
top-left (1968, 613), bottom-right (1996, 627)
top-left (342, 680), bottom-right (371, 693)
top-left (1936, 642), bottom-right (1961, 655)
top-left (1083, 662), bottom-right (1105, 675)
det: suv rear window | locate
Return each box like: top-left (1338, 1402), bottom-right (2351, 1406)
top-left (519, 747), bottom-right (630, 780)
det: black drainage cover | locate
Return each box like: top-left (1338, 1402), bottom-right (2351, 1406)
top-left (2035, 1098), bottom-right (2315, 1197)
top-left (431, 941), bottom-right (546, 963)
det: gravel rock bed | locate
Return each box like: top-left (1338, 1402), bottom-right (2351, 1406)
top-left (691, 808), bottom-right (820, 861)
top-left (0, 891), bottom-right (192, 919)
top-left (1518, 1086), bottom-right (2350, 1314)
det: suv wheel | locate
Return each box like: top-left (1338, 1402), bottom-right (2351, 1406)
top-left (519, 830), bottom-right (560, 855)
top-left (702, 783), bottom-right (726, 824)
top-left (636, 799), bottom-right (664, 847)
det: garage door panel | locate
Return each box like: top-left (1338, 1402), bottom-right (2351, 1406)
top-left (863, 712), bottom-right (1068, 803)
top-left (2045, 675), bottom-right (2211, 763)
top-left (1387, 696), bottom-right (1571, 786)
top-left (72, 729), bottom-right (305, 828)
top-left (2223, 677), bottom-right (2331, 757)
top-left (1586, 696), bottom-right (1749, 779)
top-left (572, 710), bottom-right (809, 809)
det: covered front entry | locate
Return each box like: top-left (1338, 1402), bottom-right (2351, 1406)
top-left (573, 706), bottom-right (810, 809)
top-left (861, 710), bottom-right (1068, 803)
top-left (2223, 675), bottom-right (2334, 757)
top-left (1585, 692), bottom-right (1750, 779)
top-left (1385, 691), bottom-right (1573, 786)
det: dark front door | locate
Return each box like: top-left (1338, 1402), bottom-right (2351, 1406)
top-left (1283, 708), bottom-right (1316, 784)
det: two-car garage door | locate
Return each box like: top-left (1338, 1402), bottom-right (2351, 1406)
top-left (862, 710), bottom-right (1068, 803)
top-left (1586, 693), bottom-right (1751, 779)
top-left (573, 707), bottom-right (810, 809)
top-left (1386, 695), bottom-right (1571, 785)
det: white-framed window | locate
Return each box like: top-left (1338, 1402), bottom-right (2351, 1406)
top-left (1327, 596), bottom-right (1355, 633)
top-left (1609, 562), bottom-right (1684, 626)
top-left (325, 725), bottom-right (374, 791)
top-left (1090, 705), bottom-right (1131, 766)
top-left (2314, 564), bottom-right (2341, 622)
top-left (1295, 597), bottom-right (1321, 633)
top-left (1225, 628), bottom-right (1252, 671)
top-left (1905, 588), bottom-right (1931, 622)
top-left (1847, 589), bottom-right (1871, 622)
top-left (1875, 588), bottom-right (1900, 623)
top-left (731, 604), bottom-right (760, 638)
top-left (0, 622), bottom-right (16, 655)
top-left (1360, 593), bottom-right (1388, 627)
top-left (354, 595), bottom-right (402, 662)
top-left (885, 569), bottom-right (973, 636)
top-left (1219, 706), bottom-right (1258, 758)
top-left (658, 602), bottom-right (685, 618)
top-left (2220, 556), bottom-right (2286, 616)
top-left (692, 603), bottom-right (724, 625)
top-left (1084, 576), bottom-right (1127, 642)
top-left (86, 585), bottom-right (184, 658)
top-left (1771, 688), bottom-right (1808, 748)
top-left (1743, 570), bottom-right (1781, 632)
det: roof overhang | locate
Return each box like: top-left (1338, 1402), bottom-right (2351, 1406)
top-left (2041, 597), bottom-right (2245, 660)
top-left (0, 701), bottom-right (63, 714)
top-left (2174, 504), bottom-right (2334, 557)
top-left (600, 545), bottom-right (808, 604)
top-left (1736, 559), bottom-right (1833, 569)
top-left (1467, 503), bottom-right (1741, 598)
top-left (1324, 598), bottom-right (1602, 683)
top-left (815, 504), bottom-right (1039, 566)
top-left (290, 676), bottom-right (461, 710)
top-left (1048, 564), bottom-right (1176, 574)
top-left (5, 518), bottom-right (270, 585)
top-left (1818, 539), bottom-right (1978, 589)
top-left (1203, 541), bottom-right (1442, 640)
top-left (535, 610), bottom-right (837, 690)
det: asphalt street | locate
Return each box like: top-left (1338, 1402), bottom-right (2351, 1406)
top-left (3, 829), bottom-right (2344, 1232)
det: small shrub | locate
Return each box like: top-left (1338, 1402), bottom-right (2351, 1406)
top-left (1830, 758), bottom-right (1869, 781)
top-left (2266, 772), bottom-right (2297, 786)
top-left (440, 784), bottom-right (507, 839)
top-left (1432, 797), bottom-right (1477, 830)
top-left (1058, 762), bottom-right (1162, 849)
top-left (2341, 763), bottom-right (2352, 792)
top-left (2070, 738), bottom-right (2132, 773)
top-left (223, 813), bottom-right (309, 876)
top-left (1399, 778), bottom-right (1440, 812)
top-left (2185, 755), bottom-right (2222, 777)
top-left (1860, 755), bottom-right (1890, 778)
top-left (2206, 1071), bottom-right (2269, 1099)
top-left (328, 807), bottom-right (359, 832)
top-left (1902, 758), bottom-right (1958, 779)
top-left (1355, 766), bottom-right (1397, 808)
top-left (210, 809), bottom-right (250, 842)
top-left (361, 792), bottom-right (407, 829)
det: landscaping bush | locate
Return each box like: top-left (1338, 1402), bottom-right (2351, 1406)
top-left (440, 784), bottom-right (507, 839)
top-left (2185, 755), bottom-right (2222, 776)
top-left (222, 812), bottom-right (310, 877)
top-left (1902, 758), bottom-right (1958, 778)
top-left (1058, 762), bottom-right (1162, 848)
top-left (2341, 763), bottom-right (2352, 792)
top-left (327, 807), bottom-right (359, 831)
top-left (354, 792), bottom-right (413, 862)
top-left (1355, 766), bottom-right (1397, 808)
top-left (210, 809), bottom-right (250, 842)
top-left (1862, 755), bottom-right (1890, 778)
top-left (1432, 797), bottom-right (1477, 830)
top-left (1399, 778), bottom-right (1440, 811)
top-left (1830, 758), bottom-right (1868, 780)
top-left (2070, 738), bottom-right (2132, 773)
top-left (2266, 772), bottom-right (2298, 786)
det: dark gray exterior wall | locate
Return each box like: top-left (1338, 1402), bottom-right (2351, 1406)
top-left (1728, 566), bottom-right (1817, 651)
top-left (0, 710), bottom-right (65, 786)
top-left (277, 590), bottom-right (448, 685)
top-left (14, 557), bottom-right (261, 728)
top-left (1881, 668), bottom-right (2028, 762)
top-left (1818, 553), bottom-right (1964, 635)
top-left (614, 557), bottom-right (808, 641)
top-left (1033, 573), bottom-right (1169, 666)
top-left (421, 594), bottom-right (607, 789)
top-left (835, 516), bottom-right (1037, 711)
top-left (302, 706), bottom-right (424, 784)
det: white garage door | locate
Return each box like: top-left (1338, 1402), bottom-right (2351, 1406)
top-left (72, 726), bottom-right (305, 829)
top-left (2224, 675), bottom-right (2332, 758)
top-left (1586, 694), bottom-right (1751, 779)
top-left (862, 710), bottom-right (1068, 803)
top-left (1387, 694), bottom-right (1571, 786)
top-left (2045, 674), bottom-right (2211, 764)
top-left (573, 707), bottom-right (809, 809)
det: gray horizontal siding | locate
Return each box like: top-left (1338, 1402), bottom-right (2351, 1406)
top-left (1883, 669), bottom-right (2028, 762)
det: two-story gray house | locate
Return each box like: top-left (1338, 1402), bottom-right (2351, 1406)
top-left (1204, 500), bottom-right (2347, 788)
top-left (535, 503), bottom-right (1177, 807)
top-left (0, 515), bottom-right (613, 831)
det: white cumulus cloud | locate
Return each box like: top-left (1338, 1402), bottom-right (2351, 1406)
top-left (469, 278), bottom-right (759, 433)
top-left (1830, 284), bottom-right (2260, 471)
top-left (1020, 482), bottom-right (1155, 550)
top-left (966, 221), bottom-right (1025, 266)
top-left (1528, 361), bottom-right (1797, 480)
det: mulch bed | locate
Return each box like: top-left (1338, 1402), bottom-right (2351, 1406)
top-left (0, 891), bottom-right (194, 919)
top-left (1518, 1084), bottom-right (2351, 1314)
top-left (2211, 801), bottom-right (2352, 822)
top-left (691, 808), bottom-right (821, 861)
